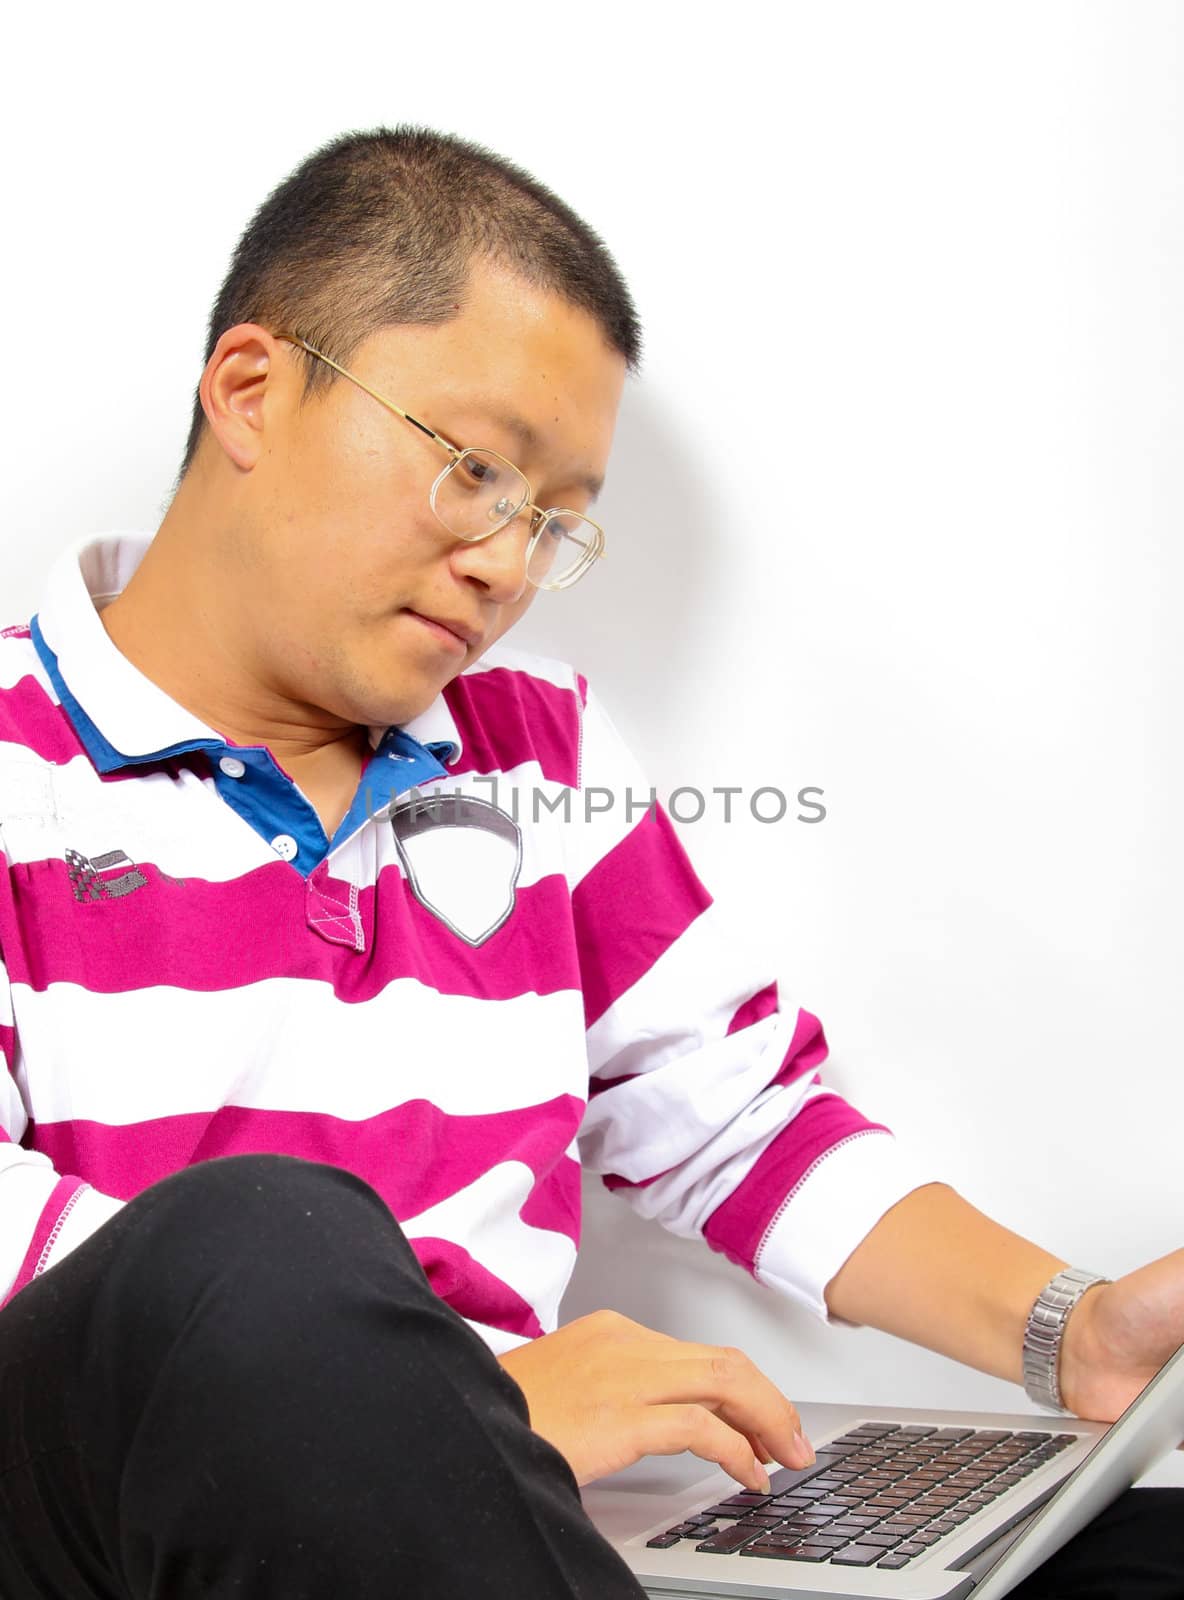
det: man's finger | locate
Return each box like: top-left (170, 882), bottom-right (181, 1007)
top-left (630, 1354), bottom-right (810, 1467)
top-left (626, 1403), bottom-right (776, 1492)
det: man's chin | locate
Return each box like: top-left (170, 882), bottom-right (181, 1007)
top-left (345, 665), bottom-right (459, 733)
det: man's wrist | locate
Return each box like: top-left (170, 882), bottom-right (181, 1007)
top-left (1055, 1277), bottom-right (1111, 1417)
top-left (1023, 1269), bottom-right (1110, 1413)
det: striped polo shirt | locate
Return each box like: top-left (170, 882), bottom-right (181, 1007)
top-left (0, 533), bottom-right (935, 1351)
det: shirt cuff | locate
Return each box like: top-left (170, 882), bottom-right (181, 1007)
top-left (754, 1129), bottom-right (949, 1323)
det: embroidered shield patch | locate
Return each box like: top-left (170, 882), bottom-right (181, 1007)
top-left (390, 792), bottom-right (522, 947)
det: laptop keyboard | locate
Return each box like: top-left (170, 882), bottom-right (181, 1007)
top-left (645, 1422), bottom-right (1077, 1569)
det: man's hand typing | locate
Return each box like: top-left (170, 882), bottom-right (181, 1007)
top-left (496, 1309), bottom-right (816, 1490)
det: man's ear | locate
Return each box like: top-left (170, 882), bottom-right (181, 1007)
top-left (198, 323), bottom-right (287, 473)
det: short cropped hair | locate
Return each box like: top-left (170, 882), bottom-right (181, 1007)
top-left (175, 124), bottom-right (642, 488)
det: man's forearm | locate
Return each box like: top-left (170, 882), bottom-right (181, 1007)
top-left (824, 1181), bottom-right (1079, 1388)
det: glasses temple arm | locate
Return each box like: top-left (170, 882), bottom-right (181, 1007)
top-left (272, 332), bottom-right (460, 458)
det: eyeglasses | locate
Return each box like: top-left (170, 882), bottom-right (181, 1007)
top-left (272, 332), bottom-right (606, 591)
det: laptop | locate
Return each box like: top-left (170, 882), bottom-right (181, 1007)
top-left (583, 1336), bottom-right (1184, 1599)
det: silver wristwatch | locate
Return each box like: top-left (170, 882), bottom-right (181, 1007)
top-left (1022, 1266), bottom-right (1110, 1412)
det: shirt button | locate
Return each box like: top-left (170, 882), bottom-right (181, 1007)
top-left (219, 756), bottom-right (246, 779)
top-left (271, 834), bottom-right (298, 861)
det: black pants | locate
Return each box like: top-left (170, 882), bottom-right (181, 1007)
top-left (0, 1155), bottom-right (1178, 1599)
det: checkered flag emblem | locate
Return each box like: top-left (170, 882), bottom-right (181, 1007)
top-left (66, 847), bottom-right (148, 904)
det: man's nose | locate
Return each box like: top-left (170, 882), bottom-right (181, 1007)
top-left (450, 513), bottom-right (533, 603)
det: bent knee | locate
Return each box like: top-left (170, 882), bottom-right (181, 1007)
top-left (114, 1155), bottom-right (398, 1297)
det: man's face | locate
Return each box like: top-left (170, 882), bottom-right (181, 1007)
top-left (215, 259), bottom-right (626, 730)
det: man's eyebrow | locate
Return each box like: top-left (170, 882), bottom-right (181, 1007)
top-left (475, 408), bottom-right (604, 504)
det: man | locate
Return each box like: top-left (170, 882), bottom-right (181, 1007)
top-left (0, 124), bottom-right (1179, 1597)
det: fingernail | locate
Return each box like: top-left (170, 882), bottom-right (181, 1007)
top-left (794, 1428), bottom-right (816, 1464)
top-left (755, 1462), bottom-right (772, 1494)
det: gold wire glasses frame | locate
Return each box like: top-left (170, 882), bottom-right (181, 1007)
top-left (272, 332), bottom-right (606, 591)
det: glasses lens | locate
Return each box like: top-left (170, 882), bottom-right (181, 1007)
top-left (527, 512), bottom-right (601, 589)
top-left (432, 449), bottom-right (529, 540)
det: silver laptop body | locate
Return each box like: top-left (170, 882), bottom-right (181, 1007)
top-left (583, 1338), bottom-right (1184, 1600)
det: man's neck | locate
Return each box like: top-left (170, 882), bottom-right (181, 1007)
top-left (98, 512), bottom-right (365, 772)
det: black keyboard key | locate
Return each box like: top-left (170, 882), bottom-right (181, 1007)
top-left (831, 1544), bottom-right (889, 1566)
top-left (646, 1533), bottom-right (680, 1548)
top-left (741, 1541), bottom-right (833, 1561)
top-left (1015, 1431), bottom-right (1052, 1442)
top-left (877, 1552), bottom-right (916, 1568)
top-left (779, 1525), bottom-right (832, 1541)
top-left (859, 1532), bottom-right (905, 1548)
top-left (696, 1524), bottom-right (762, 1554)
top-left (767, 1452), bottom-right (845, 1496)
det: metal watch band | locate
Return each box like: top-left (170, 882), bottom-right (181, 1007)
top-left (1022, 1266), bottom-right (1111, 1412)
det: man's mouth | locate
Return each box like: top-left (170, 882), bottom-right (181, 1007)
top-left (404, 610), bottom-right (481, 652)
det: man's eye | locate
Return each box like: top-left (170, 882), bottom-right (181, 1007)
top-left (461, 456), bottom-right (496, 485)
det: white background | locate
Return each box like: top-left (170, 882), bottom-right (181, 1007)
top-left (2, 1), bottom-right (1182, 1471)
